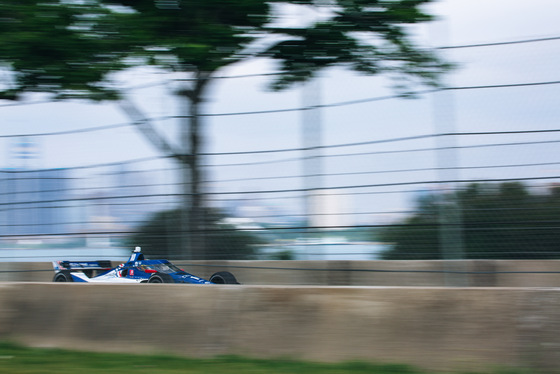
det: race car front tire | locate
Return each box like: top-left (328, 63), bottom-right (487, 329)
top-left (209, 271), bottom-right (240, 284)
top-left (147, 273), bottom-right (174, 283)
top-left (53, 271), bottom-right (74, 282)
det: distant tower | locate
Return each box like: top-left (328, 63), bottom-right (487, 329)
top-left (309, 189), bottom-right (352, 229)
top-left (10, 136), bottom-right (40, 169)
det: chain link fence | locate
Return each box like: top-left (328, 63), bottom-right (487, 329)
top-left (1, 35), bottom-right (560, 267)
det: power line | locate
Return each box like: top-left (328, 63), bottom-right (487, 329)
top-left (4, 174), bottom-right (557, 208)
top-left (0, 155), bottom-right (172, 172)
top-left (187, 80), bottom-right (560, 119)
top-left (439, 35), bottom-right (560, 50)
top-left (203, 175), bottom-right (560, 197)
top-left (0, 122), bottom-right (132, 138)
top-left (4, 125), bottom-right (559, 170)
top-left (116, 36), bottom-right (560, 89)
top-left (2, 79), bottom-right (560, 141)
top-left (202, 137), bottom-right (560, 168)
top-left (448, 80), bottom-right (560, 92)
top-left (204, 160), bottom-right (560, 185)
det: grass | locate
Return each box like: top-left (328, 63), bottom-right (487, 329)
top-left (0, 341), bottom-right (526, 374)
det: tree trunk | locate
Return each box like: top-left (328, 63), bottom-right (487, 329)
top-left (187, 97), bottom-right (205, 259)
top-left (120, 74), bottom-right (210, 260)
top-left (180, 73), bottom-right (209, 260)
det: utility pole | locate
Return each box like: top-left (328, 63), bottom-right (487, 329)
top-left (301, 74), bottom-right (323, 258)
top-left (431, 19), bottom-right (467, 287)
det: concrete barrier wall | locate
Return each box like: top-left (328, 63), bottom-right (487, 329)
top-left (2, 260), bottom-right (560, 287)
top-left (0, 283), bottom-right (559, 373)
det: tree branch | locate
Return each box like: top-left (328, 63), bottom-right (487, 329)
top-left (118, 98), bottom-right (188, 162)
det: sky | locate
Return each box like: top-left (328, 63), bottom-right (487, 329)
top-left (2, 0), bottom-right (560, 226)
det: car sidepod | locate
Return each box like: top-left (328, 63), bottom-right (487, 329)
top-left (171, 272), bottom-right (213, 284)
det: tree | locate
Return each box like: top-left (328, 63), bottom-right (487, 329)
top-left (1, 0), bottom-right (449, 259)
top-left (0, 0), bottom-right (126, 100)
top-left (378, 182), bottom-right (560, 259)
top-left (125, 207), bottom-right (263, 260)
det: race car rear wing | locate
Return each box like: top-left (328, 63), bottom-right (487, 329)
top-left (53, 260), bottom-right (113, 271)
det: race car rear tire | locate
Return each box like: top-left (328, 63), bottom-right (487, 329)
top-left (53, 271), bottom-right (74, 282)
top-left (209, 271), bottom-right (239, 284)
top-left (147, 273), bottom-right (174, 283)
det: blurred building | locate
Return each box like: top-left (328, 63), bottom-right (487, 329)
top-left (107, 164), bottom-right (157, 226)
top-left (0, 168), bottom-right (73, 237)
top-left (0, 137), bottom-right (74, 239)
top-left (77, 164), bottom-right (173, 247)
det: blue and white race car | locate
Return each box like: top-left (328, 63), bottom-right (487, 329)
top-left (52, 247), bottom-right (239, 284)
